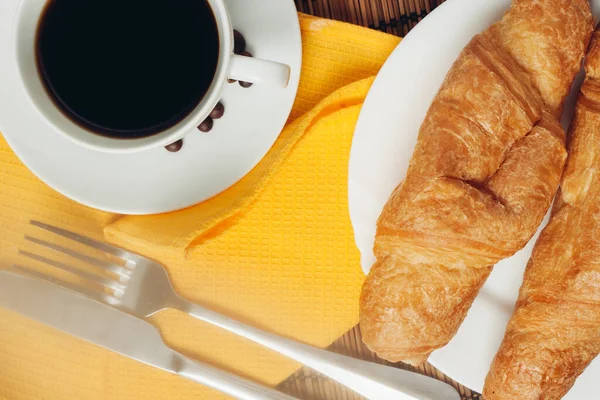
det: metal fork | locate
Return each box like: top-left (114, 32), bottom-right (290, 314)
top-left (17, 220), bottom-right (460, 400)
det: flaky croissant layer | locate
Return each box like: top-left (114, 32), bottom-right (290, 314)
top-left (360, 0), bottom-right (594, 366)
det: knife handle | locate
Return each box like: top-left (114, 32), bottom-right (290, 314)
top-left (175, 354), bottom-right (297, 400)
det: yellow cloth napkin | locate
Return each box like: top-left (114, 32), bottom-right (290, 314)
top-left (0, 14), bottom-right (400, 400)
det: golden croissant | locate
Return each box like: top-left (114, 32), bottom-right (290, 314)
top-left (484, 28), bottom-right (600, 400)
top-left (360, 0), bottom-right (594, 366)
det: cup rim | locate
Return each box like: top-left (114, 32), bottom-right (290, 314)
top-left (13, 0), bottom-right (234, 154)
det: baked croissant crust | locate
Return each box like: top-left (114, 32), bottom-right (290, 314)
top-left (360, 0), bottom-right (594, 366)
top-left (484, 28), bottom-right (600, 400)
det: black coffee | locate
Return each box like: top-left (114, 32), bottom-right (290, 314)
top-left (36, 0), bottom-right (219, 139)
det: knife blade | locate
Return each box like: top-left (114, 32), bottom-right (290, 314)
top-left (0, 270), bottom-right (295, 400)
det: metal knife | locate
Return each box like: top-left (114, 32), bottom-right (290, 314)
top-left (0, 270), bottom-right (296, 400)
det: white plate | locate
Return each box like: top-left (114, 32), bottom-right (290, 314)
top-left (349, 0), bottom-right (600, 396)
top-left (0, 0), bottom-right (301, 215)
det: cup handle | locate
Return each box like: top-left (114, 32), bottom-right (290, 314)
top-left (229, 54), bottom-right (291, 88)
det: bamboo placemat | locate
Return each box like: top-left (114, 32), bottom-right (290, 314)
top-left (295, 0), bottom-right (446, 36)
top-left (279, 1), bottom-right (481, 399)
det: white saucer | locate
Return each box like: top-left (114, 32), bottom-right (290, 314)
top-left (0, 0), bottom-right (301, 215)
top-left (348, 0), bottom-right (600, 396)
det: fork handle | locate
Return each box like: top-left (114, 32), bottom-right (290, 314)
top-left (175, 354), bottom-right (297, 400)
top-left (176, 299), bottom-right (459, 400)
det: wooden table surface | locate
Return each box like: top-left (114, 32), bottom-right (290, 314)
top-left (279, 1), bottom-right (482, 399)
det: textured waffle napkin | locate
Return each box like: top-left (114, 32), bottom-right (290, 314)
top-left (0, 14), bottom-right (400, 400)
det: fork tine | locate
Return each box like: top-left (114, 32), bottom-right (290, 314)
top-left (19, 250), bottom-right (126, 293)
top-left (25, 235), bottom-right (129, 278)
top-left (30, 221), bottom-right (136, 263)
top-left (12, 265), bottom-right (115, 305)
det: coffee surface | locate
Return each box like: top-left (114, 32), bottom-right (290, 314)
top-left (36, 0), bottom-right (219, 138)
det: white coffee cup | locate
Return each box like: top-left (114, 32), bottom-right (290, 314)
top-left (13, 0), bottom-right (292, 153)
